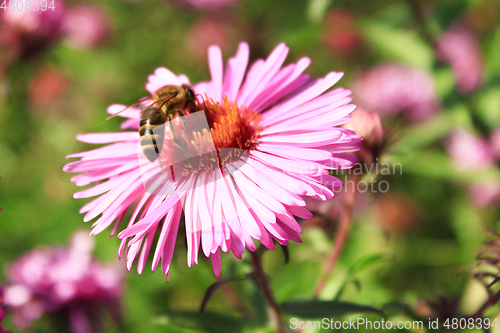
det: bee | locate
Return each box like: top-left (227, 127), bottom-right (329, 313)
top-left (138, 84), bottom-right (197, 162)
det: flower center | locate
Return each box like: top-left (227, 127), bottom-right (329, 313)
top-left (158, 95), bottom-right (263, 177)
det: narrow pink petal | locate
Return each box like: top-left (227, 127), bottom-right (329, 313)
top-left (286, 205), bottom-right (314, 219)
top-left (66, 142), bottom-right (138, 160)
top-left (224, 171), bottom-right (263, 239)
top-left (248, 157), bottom-right (314, 196)
top-left (161, 202), bottom-right (182, 275)
top-left (118, 193), bottom-right (180, 240)
top-left (210, 248), bottom-right (221, 277)
top-left (250, 57), bottom-right (311, 111)
top-left (90, 186), bottom-right (144, 235)
top-left (70, 163), bottom-right (140, 186)
top-left (73, 176), bottom-right (124, 199)
top-left (238, 43), bottom-right (289, 107)
top-left (64, 157), bottom-right (138, 173)
top-left (263, 102), bottom-right (355, 132)
top-left (251, 150), bottom-right (322, 175)
top-left (233, 160), bottom-right (305, 207)
top-left (228, 166), bottom-right (286, 215)
top-left (126, 238), bottom-right (142, 271)
top-left (261, 88), bottom-right (352, 127)
top-left (257, 144), bottom-right (332, 162)
top-left (197, 174), bottom-right (214, 257)
top-left (120, 118), bottom-right (140, 130)
top-left (257, 130), bottom-right (342, 147)
top-left (84, 172), bottom-right (141, 222)
top-left (137, 222), bottom-right (159, 274)
top-left (236, 59), bottom-right (264, 104)
top-left (261, 105), bottom-right (356, 135)
top-left (222, 42), bottom-right (249, 101)
top-left (229, 228), bottom-right (244, 259)
top-left (182, 175), bottom-right (197, 267)
top-left (75, 132), bottom-right (138, 144)
top-left (263, 72), bottom-right (344, 122)
top-left (277, 219), bottom-right (302, 243)
top-left (107, 104), bottom-right (140, 119)
top-left (208, 45), bottom-right (224, 101)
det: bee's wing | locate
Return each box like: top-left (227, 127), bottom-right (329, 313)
top-left (106, 97), bottom-right (150, 120)
top-left (139, 94), bottom-right (178, 120)
top-left (139, 106), bottom-right (161, 120)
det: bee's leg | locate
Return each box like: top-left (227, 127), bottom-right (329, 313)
top-left (168, 112), bottom-right (185, 149)
top-left (167, 116), bottom-right (175, 140)
top-left (176, 109), bottom-right (189, 133)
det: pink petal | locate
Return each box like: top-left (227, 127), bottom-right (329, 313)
top-left (222, 42), bottom-right (249, 101)
top-left (208, 45), bottom-right (224, 101)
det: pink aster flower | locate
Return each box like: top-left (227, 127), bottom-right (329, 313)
top-left (0, 0), bottom-right (65, 59)
top-left (2, 231), bottom-right (123, 333)
top-left (62, 4), bottom-right (110, 49)
top-left (352, 63), bottom-right (439, 122)
top-left (444, 127), bottom-right (494, 171)
top-left (469, 181), bottom-right (500, 208)
top-left (437, 26), bottom-right (483, 94)
top-left (490, 128), bottom-right (500, 160)
top-left (64, 42), bottom-right (361, 280)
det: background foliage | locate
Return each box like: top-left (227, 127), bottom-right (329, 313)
top-left (1, 0), bottom-right (500, 332)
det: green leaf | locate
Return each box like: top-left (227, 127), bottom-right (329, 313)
top-left (474, 86), bottom-right (500, 129)
top-left (155, 311), bottom-right (245, 333)
top-left (486, 26), bottom-right (500, 79)
top-left (391, 113), bottom-right (456, 153)
top-left (434, 67), bottom-right (456, 99)
top-left (281, 300), bottom-right (384, 318)
top-left (397, 149), bottom-right (500, 184)
top-left (348, 253), bottom-right (392, 274)
top-left (307, 0), bottom-right (333, 23)
top-left (361, 21), bottom-right (434, 70)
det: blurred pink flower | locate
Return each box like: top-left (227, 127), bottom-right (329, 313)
top-left (469, 181), bottom-right (500, 208)
top-left (322, 10), bottom-right (362, 55)
top-left (187, 18), bottom-right (231, 61)
top-left (62, 4), bottom-right (110, 49)
top-left (445, 127), bottom-right (494, 171)
top-left (437, 26), bottom-right (483, 94)
top-left (0, 287), bottom-right (12, 333)
top-left (3, 231), bottom-right (123, 333)
top-left (174, 0), bottom-right (237, 11)
top-left (352, 63), bottom-right (439, 122)
top-left (64, 42), bottom-right (361, 280)
top-left (342, 107), bottom-right (384, 166)
top-left (0, 0), bottom-right (65, 58)
top-left (29, 65), bottom-right (68, 108)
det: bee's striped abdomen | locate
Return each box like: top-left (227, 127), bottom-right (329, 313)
top-left (139, 111), bottom-right (166, 162)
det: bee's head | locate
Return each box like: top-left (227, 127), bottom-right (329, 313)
top-left (182, 84), bottom-right (195, 101)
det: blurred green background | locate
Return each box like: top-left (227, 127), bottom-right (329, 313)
top-left (1, 0), bottom-right (500, 332)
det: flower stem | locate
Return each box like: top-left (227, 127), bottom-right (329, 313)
top-left (314, 173), bottom-right (359, 298)
top-left (249, 251), bottom-right (288, 333)
top-left (469, 288), bottom-right (500, 319)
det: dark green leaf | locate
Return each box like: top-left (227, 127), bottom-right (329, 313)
top-left (281, 300), bottom-right (385, 318)
top-left (281, 245), bottom-right (290, 264)
top-left (200, 281), bottom-right (229, 314)
top-left (155, 311), bottom-right (244, 333)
